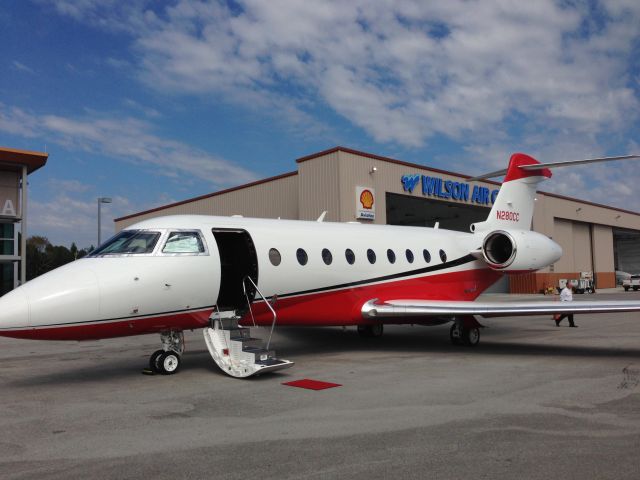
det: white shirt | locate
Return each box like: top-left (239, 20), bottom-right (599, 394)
top-left (560, 287), bottom-right (573, 302)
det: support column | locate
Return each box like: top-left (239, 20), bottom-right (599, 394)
top-left (20, 165), bottom-right (27, 285)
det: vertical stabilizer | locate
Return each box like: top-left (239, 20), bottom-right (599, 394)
top-left (471, 153), bottom-right (551, 233)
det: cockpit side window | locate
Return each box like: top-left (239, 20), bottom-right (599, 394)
top-left (91, 230), bottom-right (161, 256)
top-left (162, 231), bottom-right (205, 254)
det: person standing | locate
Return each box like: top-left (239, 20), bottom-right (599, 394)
top-left (555, 284), bottom-right (577, 327)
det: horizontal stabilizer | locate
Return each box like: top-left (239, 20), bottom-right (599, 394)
top-left (361, 298), bottom-right (640, 318)
top-left (469, 154), bottom-right (640, 181)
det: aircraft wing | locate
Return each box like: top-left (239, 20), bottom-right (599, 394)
top-left (361, 298), bottom-right (640, 318)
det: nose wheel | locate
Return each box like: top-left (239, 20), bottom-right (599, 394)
top-left (147, 331), bottom-right (184, 375)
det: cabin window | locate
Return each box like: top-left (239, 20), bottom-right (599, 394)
top-left (345, 248), bottom-right (355, 265)
top-left (162, 231), bottom-right (205, 254)
top-left (387, 249), bottom-right (396, 264)
top-left (367, 249), bottom-right (376, 264)
top-left (423, 249), bottom-right (431, 263)
top-left (322, 248), bottom-right (333, 265)
top-left (439, 249), bottom-right (447, 262)
top-left (296, 248), bottom-right (308, 266)
top-left (269, 248), bottom-right (281, 266)
top-left (406, 249), bottom-right (414, 263)
top-left (90, 230), bottom-right (161, 256)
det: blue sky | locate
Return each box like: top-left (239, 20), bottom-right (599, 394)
top-left (1, 0), bottom-right (639, 248)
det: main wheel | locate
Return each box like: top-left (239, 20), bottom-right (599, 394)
top-left (450, 324), bottom-right (462, 345)
top-left (462, 326), bottom-right (480, 347)
top-left (158, 351), bottom-right (181, 375)
top-left (357, 324), bottom-right (384, 337)
top-left (149, 349), bottom-right (165, 373)
top-left (624, 286), bottom-right (630, 291)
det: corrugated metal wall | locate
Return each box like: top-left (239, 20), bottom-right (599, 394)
top-left (116, 173), bottom-right (299, 230)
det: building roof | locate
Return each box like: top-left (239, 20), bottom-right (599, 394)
top-left (0, 147), bottom-right (48, 174)
top-left (116, 145), bottom-right (640, 223)
top-left (114, 170), bottom-right (298, 222)
top-left (296, 146), bottom-right (501, 186)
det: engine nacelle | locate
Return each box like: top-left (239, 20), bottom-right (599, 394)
top-left (481, 229), bottom-right (562, 272)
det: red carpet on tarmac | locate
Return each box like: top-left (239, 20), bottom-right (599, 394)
top-left (282, 379), bottom-right (342, 390)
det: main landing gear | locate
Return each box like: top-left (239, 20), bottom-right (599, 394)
top-left (450, 318), bottom-right (481, 347)
top-left (357, 324), bottom-right (384, 338)
top-left (148, 330), bottom-right (184, 375)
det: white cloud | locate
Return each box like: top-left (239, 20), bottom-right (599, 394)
top-left (0, 103), bottom-right (255, 187)
top-left (46, 0), bottom-right (638, 148)
top-left (11, 61), bottom-right (34, 73)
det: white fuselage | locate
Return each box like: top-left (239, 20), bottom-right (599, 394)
top-left (0, 214), bottom-right (512, 340)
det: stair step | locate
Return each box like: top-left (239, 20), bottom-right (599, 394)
top-left (256, 357), bottom-right (289, 367)
top-left (234, 337), bottom-right (262, 349)
top-left (216, 317), bottom-right (241, 330)
top-left (243, 347), bottom-right (275, 362)
top-left (227, 327), bottom-right (251, 339)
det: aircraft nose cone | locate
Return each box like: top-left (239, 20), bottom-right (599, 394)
top-left (0, 288), bottom-right (30, 334)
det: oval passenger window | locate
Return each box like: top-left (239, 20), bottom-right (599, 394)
top-left (439, 249), bottom-right (447, 262)
top-left (367, 249), bottom-right (376, 264)
top-left (296, 248), bottom-right (308, 266)
top-left (387, 249), bottom-right (396, 264)
top-left (322, 248), bottom-right (333, 265)
top-left (345, 248), bottom-right (355, 265)
top-left (406, 249), bottom-right (414, 263)
top-left (269, 248), bottom-right (281, 266)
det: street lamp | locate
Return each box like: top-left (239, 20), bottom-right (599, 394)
top-left (97, 197), bottom-right (112, 247)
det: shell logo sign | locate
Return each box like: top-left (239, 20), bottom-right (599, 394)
top-left (356, 186), bottom-right (375, 220)
top-left (359, 189), bottom-right (374, 209)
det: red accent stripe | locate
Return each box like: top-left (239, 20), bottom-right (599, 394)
top-left (245, 268), bottom-right (502, 326)
top-left (503, 153), bottom-right (552, 182)
top-left (1, 268), bottom-right (502, 340)
top-left (1, 309), bottom-right (214, 341)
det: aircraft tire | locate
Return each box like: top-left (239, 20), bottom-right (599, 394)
top-left (149, 349), bottom-right (165, 373)
top-left (158, 351), bottom-right (181, 375)
top-left (450, 324), bottom-right (462, 345)
top-left (357, 324), bottom-right (384, 338)
top-left (462, 327), bottom-right (480, 347)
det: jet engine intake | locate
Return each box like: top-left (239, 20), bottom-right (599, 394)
top-left (481, 229), bottom-right (562, 272)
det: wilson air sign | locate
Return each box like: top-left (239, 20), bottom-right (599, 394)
top-left (401, 174), bottom-right (499, 206)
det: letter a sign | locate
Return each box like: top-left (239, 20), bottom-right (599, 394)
top-left (2, 199), bottom-right (16, 217)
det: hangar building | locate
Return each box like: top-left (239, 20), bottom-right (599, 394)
top-left (114, 147), bottom-right (640, 293)
top-left (0, 147), bottom-right (48, 296)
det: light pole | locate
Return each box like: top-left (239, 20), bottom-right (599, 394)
top-left (97, 197), bottom-right (112, 247)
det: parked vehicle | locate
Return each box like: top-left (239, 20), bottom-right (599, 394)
top-left (623, 275), bottom-right (640, 291)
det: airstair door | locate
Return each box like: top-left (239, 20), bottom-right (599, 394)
top-left (211, 229), bottom-right (258, 312)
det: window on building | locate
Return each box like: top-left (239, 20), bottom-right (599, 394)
top-left (296, 248), bottom-right (308, 265)
top-left (387, 249), bottom-right (396, 264)
top-left (269, 248), bottom-right (281, 266)
top-left (345, 248), bottom-right (355, 265)
top-left (162, 231), bottom-right (205, 254)
top-left (322, 248), bottom-right (333, 265)
top-left (0, 223), bottom-right (14, 256)
top-left (406, 249), bottom-right (414, 263)
top-left (423, 249), bottom-right (431, 263)
top-left (439, 249), bottom-right (447, 262)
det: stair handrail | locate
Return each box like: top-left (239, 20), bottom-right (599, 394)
top-left (242, 275), bottom-right (277, 350)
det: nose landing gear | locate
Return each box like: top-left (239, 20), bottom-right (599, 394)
top-left (148, 330), bottom-right (184, 375)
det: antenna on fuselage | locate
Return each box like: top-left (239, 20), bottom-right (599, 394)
top-left (317, 211), bottom-right (328, 222)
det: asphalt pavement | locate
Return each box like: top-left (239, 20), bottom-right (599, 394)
top-left (1, 290), bottom-right (639, 479)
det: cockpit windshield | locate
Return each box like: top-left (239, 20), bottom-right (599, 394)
top-left (90, 230), bottom-right (161, 256)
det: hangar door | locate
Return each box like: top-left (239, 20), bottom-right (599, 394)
top-left (386, 192), bottom-right (489, 232)
top-left (613, 228), bottom-right (640, 274)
